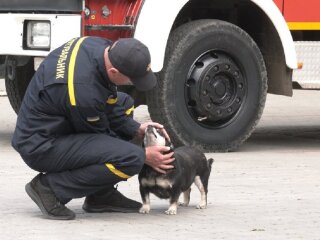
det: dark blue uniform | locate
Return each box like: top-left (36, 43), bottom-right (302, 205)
top-left (12, 37), bottom-right (145, 204)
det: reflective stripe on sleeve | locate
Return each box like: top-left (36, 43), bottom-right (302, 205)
top-left (68, 37), bottom-right (88, 106)
top-left (105, 163), bottom-right (131, 179)
top-left (125, 106), bottom-right (135, 115)
top-left (106, 97), bottom-right (118, 104)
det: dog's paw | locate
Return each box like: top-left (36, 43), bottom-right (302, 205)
top-left (196, 203), bottom-right (207, 209)
top-left (178, 202), bottom-right (189, 207)
top-left (139, 205), bottom-right (150, 214)
top-left (165, 209), bottom-right (177, 215)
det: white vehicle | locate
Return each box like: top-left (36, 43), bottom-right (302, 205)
top-left (0, 0), bottom-right (317, 151)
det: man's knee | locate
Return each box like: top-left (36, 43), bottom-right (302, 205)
top-left (126, 146), bottom-right (145, 176)
top-left (111, 145), bottom-right (144, 177)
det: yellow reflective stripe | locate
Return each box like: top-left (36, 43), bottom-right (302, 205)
top-left (105, 163), bottom-right (130, 179)
top-left (125, 106), bottom-right (134, 115)
top-left (68, 37), bottom-right (88, 106)
top-left (107, 97), bottom-right (118, 104)
top-left (288, 22), bottom-right (320, 30)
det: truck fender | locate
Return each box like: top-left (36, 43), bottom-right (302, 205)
top-left (134, 0), bottom-right (189, 72)
top-left (134, 0), bottom-right (297, 72)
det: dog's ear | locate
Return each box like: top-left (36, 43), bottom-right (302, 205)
top-left (142, 136), bottom-right (146, 148)
top-left (156, 128), bottom-right (165, 137)
top-left (169, 143), bottom-right (174, 151)
top-left (166, 139), bottom-right (174, 151)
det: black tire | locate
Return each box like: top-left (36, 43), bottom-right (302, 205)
top-left (147, 20), bottom-right (267, 152)
top-left (0, 64), bottom-right (4, 79)
top-left (5, 57), bottom-right (34, 113)
top-left (0, 56), bottom-right (5, 78)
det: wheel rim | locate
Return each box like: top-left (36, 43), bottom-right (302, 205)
top-left (185, 50), bottom-right (247, 128)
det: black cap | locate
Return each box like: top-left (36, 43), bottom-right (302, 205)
top-left (108, 38), bottom-right (157, 91)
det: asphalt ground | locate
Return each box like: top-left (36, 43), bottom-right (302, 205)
top-left (0, 89), bottom-right (319, 240)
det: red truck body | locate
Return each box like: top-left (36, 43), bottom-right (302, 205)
top-left (275, 0), bottom-right (320, 29)
top-left (84, 0), bottom-right (143, 41)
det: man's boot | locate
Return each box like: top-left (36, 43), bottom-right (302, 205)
top-left (25, 173), bottom-right (75, 220)
top-left (82, 187), bottom-right (142, 213)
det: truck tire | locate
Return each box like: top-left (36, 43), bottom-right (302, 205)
top-left (5, 57), bottom-right (34, 113)
top-left (147, 20), bottom-right (267, 152)
top-left (0, 56), bottom-right (5, 78)
top-left (0, 64), bottom-right (4, 79)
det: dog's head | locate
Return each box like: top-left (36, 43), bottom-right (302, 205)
top-left (143, 125), bottom-right (166, 147)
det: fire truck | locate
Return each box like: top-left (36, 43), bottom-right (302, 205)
top-left (0, 0), bottom-right (319, 151)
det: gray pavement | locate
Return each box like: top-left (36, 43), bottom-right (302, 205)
top-left (0, 89), bottom-right (320, 240)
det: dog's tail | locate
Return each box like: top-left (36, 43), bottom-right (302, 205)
top-left (207, 158), bottom-right (214, 169)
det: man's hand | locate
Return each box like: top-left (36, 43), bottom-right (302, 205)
top-left (136, 122), bottom-right (171, 142)
top-left (145, 146), bottom-right (175, 174)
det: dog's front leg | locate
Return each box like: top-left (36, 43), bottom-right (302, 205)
top-left (165, 191), bottom-right (181, 215)
top-left (139, 186), bottom-right (151, 214)
top-left (179, 188), bottom-right (191, 207)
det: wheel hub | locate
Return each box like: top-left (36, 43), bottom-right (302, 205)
top-left (186, 51), bottom-right (246, 125)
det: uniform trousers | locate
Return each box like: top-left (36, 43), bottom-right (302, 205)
top-left (24, 93), bottom-right (144, 204)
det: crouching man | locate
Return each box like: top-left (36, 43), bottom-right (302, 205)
top-left (12, 37), bottom-right (174, 220)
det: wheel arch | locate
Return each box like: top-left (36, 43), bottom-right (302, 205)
top-left (135, 0), bottom-right (297, 96)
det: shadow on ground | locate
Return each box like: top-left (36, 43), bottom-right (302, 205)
top-left (240, 125), bottom-right (320, 152)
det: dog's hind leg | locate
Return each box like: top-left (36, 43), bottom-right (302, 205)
top-left (194, 176), bottom-right (207, 209)
top-left (179, 188), bottom-right (191, 207)
top-left (202, 158), bottom-right (213, 195)
top-left (139, 186), bottom-right (151, 214)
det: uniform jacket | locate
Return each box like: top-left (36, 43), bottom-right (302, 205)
top-left (12, 37), bottom-right (140, 159)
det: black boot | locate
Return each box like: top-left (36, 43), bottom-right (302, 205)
top-left (25, 173), bottom-right (75, 220)
top-left (83, 187), bottom-right (142, 213)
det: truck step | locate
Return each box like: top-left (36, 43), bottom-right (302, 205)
top-left (293, 41), bottom-right (320, 89)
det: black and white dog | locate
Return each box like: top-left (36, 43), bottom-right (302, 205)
top-left (139, 126), bottom-right (214, 215)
